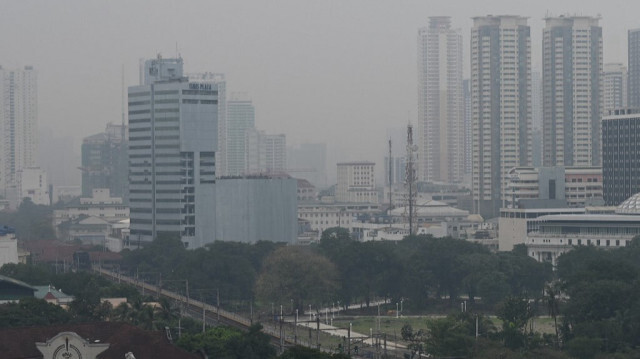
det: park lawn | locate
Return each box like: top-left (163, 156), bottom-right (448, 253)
top-left (334, 315), bottom-right (558, 338)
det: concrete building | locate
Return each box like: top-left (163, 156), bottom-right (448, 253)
top-left (336, 162), bottom-right (378, 204)
top-left (498, 207), bottom-right (586, 251)
top-left (0, 226), bottom-right (18, 268)
top-left (603, 63), bottom-right (628, 114)
top-left (128, 56), bottom-right (218, 248)
top-left (215, 177), bottom-right (297, 243)
top-left (81, 123), bottom-right (128, 201)
top-left (417, 16), bottom-right (464, 184)
top-left (463, 79), bottom-right (472, 178)
top-left (602, 109), bottom-right (640, 205)
top-left (526, 195), bottom-right (640, 265)
top-left (297, 201), bottom-right (380, 237)
top-left (15, 167), bottom-right (49, 206)
top-left (629, 29), bottom-right (640, 108)
top-left (505, 166), bottom-right (603, 209)
top-left (471, 16), bottom-right (532, 219)
top-left (0, 66), bottom-right (38, 199)
top-left (543, 16), bottom-right (603, 167)
top-left (532, 70), bottom-right (543, 167)
top-left (384, 156), bottom-right (406, 187)
top-left (245, 129), bottom-right (286, 175)
top-left (226, 93), bottom-right (255, 176)
top-left (188, 72), bottom-right (226, 178)
top-left (53, 188), bottom-right (128, 229)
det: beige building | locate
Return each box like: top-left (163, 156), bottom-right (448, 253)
top-left (336, 162), bottom-right (378, 203)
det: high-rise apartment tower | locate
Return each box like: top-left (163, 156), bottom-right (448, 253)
top-left (542, 16), bottom-right (603, 167)
top-left (471, 15), bottom-right (532, 218)
top-left (417, 17), bottom-right (464, 184)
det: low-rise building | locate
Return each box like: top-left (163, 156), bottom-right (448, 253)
top-left (297, 202), bottom-right (380, 237)
top-left (53, 188), bottom-right (129, 230)
top-left (505, 166), bottom-right (603, 209)
top-left (498, 208), bottom-right (587, 251)
top-left (525, 193), bottom-right (640, 265)
top-left (215, 176), bottom-right (298, 244)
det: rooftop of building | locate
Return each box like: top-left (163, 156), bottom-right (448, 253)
top-left (616, 192), bottom-right (640, 215)
top-left (0, 322), bottom-right (201, 359)
top-left (337, 161), bottom-right (375, 166)
top-left (535, 214), bottom-right (640, 223)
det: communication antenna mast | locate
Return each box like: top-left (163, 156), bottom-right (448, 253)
top-left (388, 139), bottom-right (393, 213)
top-left (405, 124), bottom-right (418, 235)
top-left (121, 64), bottom-right (126, 141)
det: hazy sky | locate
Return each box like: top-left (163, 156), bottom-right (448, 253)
top-left (2, 0), bottom-right (638, 182)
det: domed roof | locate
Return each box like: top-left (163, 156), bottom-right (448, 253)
top-left (616, 193), bottom-right (640, 214)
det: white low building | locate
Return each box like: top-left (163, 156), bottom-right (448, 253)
top-left (298, 202), bottom-right (380, 237)
top-left (53, 188), bottom-right (128, 229)
top-left (526, 193), bottom-right (640, 265)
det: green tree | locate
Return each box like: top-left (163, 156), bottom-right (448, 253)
top-left (255, 246), bottom-right (338, 311)
top-left (0, 297), bottom-right (72, 327)
top-left (497, 296), bottom-right (534, 350)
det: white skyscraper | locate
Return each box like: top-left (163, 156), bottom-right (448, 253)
top-left (471, 16), bottom-right (532, 218)
top-left (128, 57), bottom-right (218, 248)
top-left (0, 66), bottom-right (38, 197)
top-left (188, 72), bottom-right (227, 177)
top-left (543, 16), bottom-right (603, 167)
top-left (603, 63), bottom-right (627, 114)
top-left (417, 17), bottom-right (464, 184)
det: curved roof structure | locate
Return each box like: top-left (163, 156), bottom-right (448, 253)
top-left (390, 199), bottom-right (469, 218)
top-left (616, 193), bottom-right (640, 214)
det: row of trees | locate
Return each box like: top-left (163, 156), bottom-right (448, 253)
top-left (119, 230), bottom-right (552, 315)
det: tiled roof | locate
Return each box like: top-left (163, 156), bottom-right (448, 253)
top-left (0, 322), bottom-right (201, 359)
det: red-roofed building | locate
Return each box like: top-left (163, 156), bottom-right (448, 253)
top-left (0, 322), bottom-right (201, 359)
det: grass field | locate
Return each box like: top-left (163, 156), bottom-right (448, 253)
top-left (332, 314), bottom-right (559, 338)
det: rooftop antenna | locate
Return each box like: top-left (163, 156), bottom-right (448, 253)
top-left (388, 138), bottom-right (393, 215)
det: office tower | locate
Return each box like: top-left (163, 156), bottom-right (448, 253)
top-left (226, 93), bottom-right (255, 176)
top-left (417, 16), bottom-right (464, 184)
top-left (287, 143), bottom-right (327, 188)
top-left (603, 63), bottom-right (628, 114)
top-left (0, 66), bottom-right (38, 197)
top-left (188, 72), bottom-right (227, 177)
top-left (336, 162), bottom-right (378, 203)
top-left (245, 129), bottom-right (286, 174)
top-left (471, 15), bottom-right (532, 219)
top-left (543, 16), bottom-right (603, 167)
top-left (463, 79), bottom-right (472, 177)
top-left (629, 29), bottom-right (640, 108)
top-left (81, 123), bottom-right (128, 201)
top-left (602, 109), bottom-right (640, 205)
top-left (128, 57), bottom-right (218, 248)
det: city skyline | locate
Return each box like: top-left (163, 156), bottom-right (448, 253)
top-left (2, 1), bottom-right (640, 185)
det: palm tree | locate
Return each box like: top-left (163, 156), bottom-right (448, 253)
top-left (544, 281), bottom-right (561, 347)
